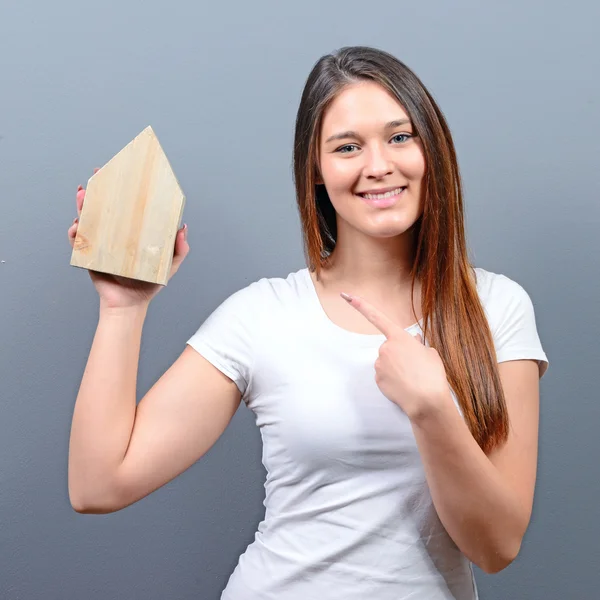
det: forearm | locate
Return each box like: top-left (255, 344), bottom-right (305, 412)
top-left (410, 395), bottom-right (528, 574)
top-left (68, 302), bottom-right (148, 511)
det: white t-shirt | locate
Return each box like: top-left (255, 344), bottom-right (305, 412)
top-left (187, 266), bottom-right (549, 600)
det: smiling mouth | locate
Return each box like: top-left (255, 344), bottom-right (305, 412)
top-left (357, 186), bottom-right (406, 200)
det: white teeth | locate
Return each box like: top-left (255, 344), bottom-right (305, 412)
top-left (361, 187), bottom-right (405, 200)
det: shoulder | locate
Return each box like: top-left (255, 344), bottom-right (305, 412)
top-left (473, 266), bottom-right (549, 377)
top-left (474, 266), bottom-right (527, 298)
top-left (186, 267), bottom-right (310, 396)
top-left (473, 266), bottom-right (535, 318)
top-left (226, 266), bottom-right (309, 306)
top-left (209, 266), bottom-right (310, 326)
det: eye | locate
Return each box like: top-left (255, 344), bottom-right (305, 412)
top-left (391, 133), bottom-right (412, 144)
top-left (336, 144), bottom-right (359, 154)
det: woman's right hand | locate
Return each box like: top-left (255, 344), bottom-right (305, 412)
top-left (67, 168), bottom-right (190, 310)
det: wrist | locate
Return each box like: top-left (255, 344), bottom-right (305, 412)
top-left (98, 302), bottom-right (149, 321)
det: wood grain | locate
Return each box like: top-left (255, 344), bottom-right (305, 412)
top-left (70, 126), bottom-right (185, 285)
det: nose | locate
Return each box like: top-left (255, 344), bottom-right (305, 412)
top-left (363, 145), bottom-right (393, 179)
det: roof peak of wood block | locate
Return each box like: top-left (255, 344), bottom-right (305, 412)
top-left (93, 125), bottom-right (178, 180)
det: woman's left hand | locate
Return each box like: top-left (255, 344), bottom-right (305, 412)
top-left (341, 292), bottom-right (450, 420)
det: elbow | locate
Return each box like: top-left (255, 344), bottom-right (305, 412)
top-left (69, 492), bottom-right (88, 514)
top-left (70, 498), bottom-right (118, 515)
top-left (477, 540), bottom-right (522, 574)
top-left (69, 482), bottom-right (123, 515)
top-left (477, 507), bottom-right (530, 574)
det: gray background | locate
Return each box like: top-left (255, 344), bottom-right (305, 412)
top-left (1, 0), bottom-right (598, 598)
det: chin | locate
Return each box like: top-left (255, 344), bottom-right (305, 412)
top-left (363, 218), bottom-right (418, 238)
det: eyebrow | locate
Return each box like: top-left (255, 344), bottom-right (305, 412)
top-left (324, 119), bottom-right (412, 144)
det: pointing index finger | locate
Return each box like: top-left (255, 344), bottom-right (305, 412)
top-left (340, 293), bottom-right (399, 338)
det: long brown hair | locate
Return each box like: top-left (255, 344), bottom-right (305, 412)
top-left (293, 46), bottom-right (508, 454)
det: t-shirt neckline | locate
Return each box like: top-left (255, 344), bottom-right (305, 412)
top-left (299, 267), bottom-right (423, 346)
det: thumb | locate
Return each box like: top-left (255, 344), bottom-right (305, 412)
top-left (170, 225), bottom-right (189, 272)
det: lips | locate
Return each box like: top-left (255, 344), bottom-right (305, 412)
top-left (358, 186), bottom-right (406, 208)
top-left (357, 186), bottom-right (407, 199)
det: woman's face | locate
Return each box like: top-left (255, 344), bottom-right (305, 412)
top-left (318, 81), bottom-right (426, 239)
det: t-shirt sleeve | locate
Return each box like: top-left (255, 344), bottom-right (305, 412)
top-left (488, 275), bottom-right (549, 378)
top-left (186, 281), bottom-right (261, 398)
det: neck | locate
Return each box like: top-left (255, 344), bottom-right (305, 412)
top-left (320, 226), bottom-right (419, 297)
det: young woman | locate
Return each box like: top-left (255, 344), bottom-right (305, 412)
top-left (67, 46), bottom-right (549, 599)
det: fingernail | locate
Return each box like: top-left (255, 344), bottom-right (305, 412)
top-left (77, 185), bottom-right (83, 191)
top-left (340, 292), bottom-right (353, 303)
top-left (183, 223), bottom-right (188, 240)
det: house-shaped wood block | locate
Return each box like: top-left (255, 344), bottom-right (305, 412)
top-left (70, 126), bottom-right (185, 285)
